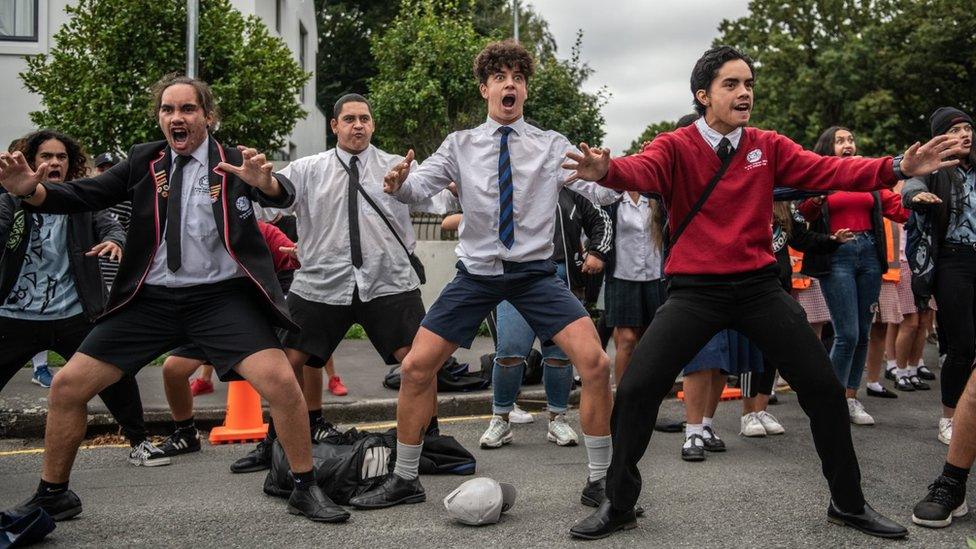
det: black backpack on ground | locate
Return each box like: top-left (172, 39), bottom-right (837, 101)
top-left (383, 357), bottom-right (489, 392)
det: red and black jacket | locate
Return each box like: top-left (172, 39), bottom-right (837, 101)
top-left (30, 137), bottom-right (298, 330)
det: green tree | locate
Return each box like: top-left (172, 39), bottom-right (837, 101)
top-left (21, 0), bottom-right (309, 155)
top-left (625, 120), bottom-right (676, 155)
top-left (716, 0), bottom-right (976, 154)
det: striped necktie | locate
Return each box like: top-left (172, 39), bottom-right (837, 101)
top-left (498, 126), bottom-right (515, 249)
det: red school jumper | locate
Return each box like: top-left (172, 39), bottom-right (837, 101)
top-left (597, 125), bottom-right (898, 276)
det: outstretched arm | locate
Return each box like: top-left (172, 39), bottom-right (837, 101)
top-left (387, 138), bottom-right (459, 204)
top-left (0, 151), bottom-right (130, 214)
top-left (563, 138), bottom-right (673, 196)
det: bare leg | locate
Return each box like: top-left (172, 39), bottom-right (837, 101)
top-left (198, 364), bottom-right (214, 382)
top-left (397, 328), bottom-right (457, 445)
top-left (612, 326), bottom-right (642, 387)
top-left (895, 313), bottom-right (919, 369)
top-left (235, 349), bottom-right (312, 472)
top-left (864, 322), bottom-right (887, 388)
top-left (301, 366), bottom-right (322, 412)
top-left (551, 317), bottom-right (612, 437)
top-left (42, 354), bottom-right (124, 482)
top-left (705, 369), bottom-right (725, 418)
top-left (163, 356), bottom-right (206, 422)
top-left (683, 371), bottom-right (712, 425)
top-left (324, 357), bottom-right (336, 379)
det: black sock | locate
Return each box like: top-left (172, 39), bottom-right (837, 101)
top-left (308, 409), bottom-right (322, 424)
top-left (943, 462), bottom-right (970, 484)
top-left (129, 435), bottom-right (146, 448)
top-left (292, 469), bottom-right (316, 491)
top-left (176, 417), bottom-right (195, 431)
top-left (266, 419), bottom-right (277, 441)
top-left (37, 479), bottom-right (68, 496)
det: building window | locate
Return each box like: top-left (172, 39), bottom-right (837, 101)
top-left (275, 0), bottom-right (281, 33)
top-left (0, 0), bottom-right (38, 42)
top-left (299, 22), bottom-right (307, 102)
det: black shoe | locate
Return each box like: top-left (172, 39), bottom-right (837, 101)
top-left (681, 434), bottom-right (706, 462)
top-left (826, 501), bottom-right (908, 539)
top-left (159, 428), bottom-right (202, 457)
top-left (866, 385), bottom-right (898, 399)
top-left (263, 470), bottom-right (291, 499)
top-left (570, 500), bottom-right (637, 540)
top-left (311, 419), bottom-right (341, 443)
top-left (909, 375), bottom-right (931, 390)
top-left (6, 489), bottom-right (82, 521)
top-left (912, 475), bottom-right (969, 528)
top-left (231, 438), bottom-right (272, 473)
top-left (348, 473), bottom-right (425, 510)
top-left (287, 485), bottom-right (350, 523)
top-left (884, 368), bottom-right (897, 381)
top-left (916, 365), bottom-right (937, 381)
top-left (580, 477), bottom-right (645, 517)
top-left (767, 393), bottom-right (780, 405)
top-left (895, 376), bottom-right (916, 392)
top-left (701, 426), bottom-right (726, 452)
top-left (653, 418), bottom-right (685, 433)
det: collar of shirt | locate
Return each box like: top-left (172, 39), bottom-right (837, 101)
top-left (694, 117), bottom-right (743, 151)
top-left (170, 137), bottom-right (209, 168)
top-left (335, 144), bottom-right (372, 167)
top-left (484, 116), bottom-right (528, 137)
top-left (622, 193), bottom-right (649, 208)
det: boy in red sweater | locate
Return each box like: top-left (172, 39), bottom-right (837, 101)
top-left (566, 46), bottom-right (964, 540)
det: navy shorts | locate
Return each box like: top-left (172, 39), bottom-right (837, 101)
top-left (422, 260), bottom-right (589, 348)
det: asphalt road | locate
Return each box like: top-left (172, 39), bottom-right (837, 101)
top-left (1, 381), bottom-right (973, 547)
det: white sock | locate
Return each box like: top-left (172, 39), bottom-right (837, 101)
top-left (866, 381), bottom-right (884, 392)
top-left (885, 359), bottom-right (896, 372)
top-left (393, 441), bottom-right (423, 480)
top-left (583, 434), bottom-right (612, 481)
top-left (896, 368), bottom-right (909, 378)
top-left (702, 416), bottom-right (713, 429)
top-left (908, 366), bottom-right (918, 376)
top-left (685, 423), bottom-right (703, 439)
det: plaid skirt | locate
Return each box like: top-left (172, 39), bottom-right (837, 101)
top-left (896, 263), bottom-right (937, 314)
top-left (875, 281), bottom-right (903, 324)
top-left (793, 279), bottom-right (831, 324)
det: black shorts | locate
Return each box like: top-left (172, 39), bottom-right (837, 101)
top-left (0, 313), bottom-right (92, 390)
top-left (281, 289), bottom-right (424, 366)
top-left (78, 278), bottom-right (283, 382)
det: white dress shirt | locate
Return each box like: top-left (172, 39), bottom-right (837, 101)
top-left (262, 144), bottom-right (449, 305)
top-left (695, 116), bottom-right (743, 152)
top-left (613, 194), bottom-right (662, 281)
top-left (146, 139), bottom-right (242, 287)
top-left (392, 117), bottom-right (620, 275)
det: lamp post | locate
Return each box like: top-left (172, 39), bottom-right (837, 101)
top-left (187, 0), bottom-right (198, 77)
top-left (512, 0), bottom-right (519, 42)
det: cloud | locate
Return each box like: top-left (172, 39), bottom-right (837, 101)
top-left (529, 0), bottom-right (752, 152)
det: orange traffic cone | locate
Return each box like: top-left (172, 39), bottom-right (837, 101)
top-left (676, 384), bottom-right (743, 402)
top-left (209, 381), bottom-right (269, 444)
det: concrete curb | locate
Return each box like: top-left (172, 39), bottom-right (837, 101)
top-left (0, 383), bottom-right (682, 439)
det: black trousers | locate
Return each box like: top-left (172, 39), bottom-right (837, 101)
top-left (606, 266), bottom-right (865, 512)
top-left (0, 314), bottom-right (147, 444)
top-left (933, 245), bottom-right (976, 409)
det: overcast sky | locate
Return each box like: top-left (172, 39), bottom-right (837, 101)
top-left (530, 0), bottom-right (752, 152)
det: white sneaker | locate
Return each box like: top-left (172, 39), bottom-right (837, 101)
top-left (847, 398), bottom-right (875, 425)
top-left (939, 417), bottom-right (953, 445)
top-left (508, 404), bottom-right (535, 424)
top-left (740, 412), bottom-right (766, 437)
top-left (756, 410), bottom-right (785, 435)
top-left (479, 415), bottom-right (513, 449)
top-left (546, 414), bottom-right (579, 446)
top-left (128, 440), bottom-right (172, 467)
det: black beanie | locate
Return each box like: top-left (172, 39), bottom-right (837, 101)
top-left (930, 107), bottom-right (973, 137)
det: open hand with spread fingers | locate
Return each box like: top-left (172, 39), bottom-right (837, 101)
top-left (0, 151), bottom-right (49, 197)
top-left (384, 149), bottom-right (415, 194)
top-left (911, 191), bottom-right (942, 205)
top-left (900, 134), bottom-right (967, 178)
top-left (86, 241), bottom-right (123, 262)
top-left (562, 143), bottom-right (611, 184)
top-left (217, 145), bottom-right (277, 193)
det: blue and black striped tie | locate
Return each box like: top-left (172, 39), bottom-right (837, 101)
top-left (497, 126), bottom-right (515, 249)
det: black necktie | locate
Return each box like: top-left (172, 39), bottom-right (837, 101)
top-left (717, 137), bottom-right (734, 163)
top-left (347, 155), bottom-right (363, 269)
top-left (166, 154), bottom-right (191, 272)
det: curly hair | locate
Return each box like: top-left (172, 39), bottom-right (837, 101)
top-left (473, 39), bottom-right (535, 84)
top-left (22, 129), bottom-right (88, 182)
top-left (690, 45), bottom-right (755, 116)
top-left (149, 73), bottom-right (221, 127)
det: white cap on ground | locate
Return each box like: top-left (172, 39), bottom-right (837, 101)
top-left (443, 477), bottom-right (517, 526)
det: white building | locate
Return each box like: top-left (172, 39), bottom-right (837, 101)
top-left (0, 0), bottom-right (326, 158)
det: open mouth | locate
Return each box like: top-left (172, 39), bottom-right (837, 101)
top-left (47, 169), bottom-right (62, 179)
top-left (171, 128), bottom-right (189, 145)
top-left (502, 94), bottom-right (516, 108)
top-left (733, 102), bottom-right (750, 113)
top-left (841, 150), bottom-right (854, 157)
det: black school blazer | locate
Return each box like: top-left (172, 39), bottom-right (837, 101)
top-left (32, 137), bottom-right (298, 330)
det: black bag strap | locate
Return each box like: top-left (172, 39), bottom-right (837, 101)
top-left (667, 147), bottom-right (737, 249)
top-left (336, 151), bottom-right (419, 272)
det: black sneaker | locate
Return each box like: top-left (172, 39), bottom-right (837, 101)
top-left (701, 426), bottom-right (726, 452)
top-left (912, 475), bottom-right (969, 528)
top-left (159, 428), bottom-right (202, 457)
top-left (916, 365), bottom-right (936, 381)
top-left (231, 438), bottom-right (272, 473)
top-left (909, 375), bottom-right (931, 390)
top-left (287, 485), bottom-right (350, 523)
top-left (311, 419), bottom-right (341, 443)
top-left (127, 440), bottom-right (172, 467)
top-left (6, 489), bottom-right (82, 521)
top-left (681, 434), bottom-right (706, 462)
top-left (895, 376), bottom-right (916, 392)
top-left (348, 473), bottom-right (425, 510)
top-left (884, 367), bottom-right (897, 381)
